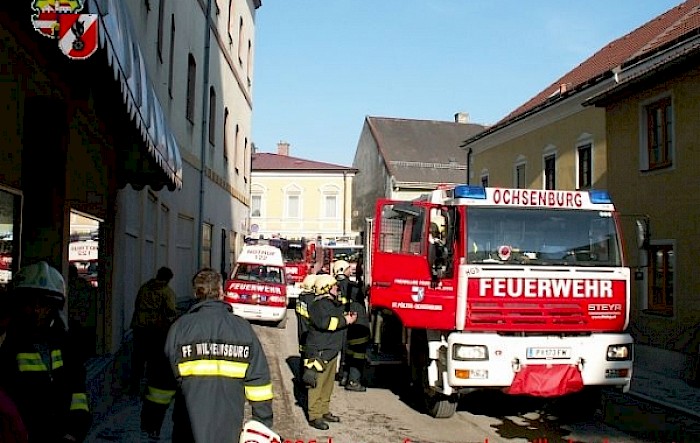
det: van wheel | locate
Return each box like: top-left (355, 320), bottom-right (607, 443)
top-left (276, 316), bottom-right (287, 329)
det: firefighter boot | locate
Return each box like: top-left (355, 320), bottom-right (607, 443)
top-left (345, 380), bottom-right (366, 392)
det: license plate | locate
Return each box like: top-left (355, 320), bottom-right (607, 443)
top-left (526, 347), bottom-right (571, 359)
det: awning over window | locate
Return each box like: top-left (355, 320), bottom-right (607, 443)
top-left (87, 0), bottom-right (182, 190)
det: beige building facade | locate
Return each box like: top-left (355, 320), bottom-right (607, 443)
top-left (587, 45), bottom-right (700, 354)
top-left (251, 143), bottom-right (358, 244)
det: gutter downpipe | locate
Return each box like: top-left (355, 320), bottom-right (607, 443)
top-left (196, 0), bottom-right (213, 270)
top-left (466, 148), bottom-right (473, 185)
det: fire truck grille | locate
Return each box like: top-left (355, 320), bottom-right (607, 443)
top-left (467, 302), bottom-right (587, 327)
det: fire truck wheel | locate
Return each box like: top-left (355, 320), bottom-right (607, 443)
top-left (426, 393), bottom-right (458, 419)
top-left (276, 315), bottom-right (288, 329)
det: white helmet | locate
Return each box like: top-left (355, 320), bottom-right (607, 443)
top-left (300, 274), bottom-right (318, 291)
top-left (239, 420), bottom-right (281, 443)
top-left (13, 261), bottom-right (66, 304)
top-left (313, 274), bottom-right (337, 296)
top-left (332, 260), bottom-right (350, 277)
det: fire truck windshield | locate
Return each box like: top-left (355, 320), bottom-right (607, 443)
top-left (466, 207), bottom-right (622, 266)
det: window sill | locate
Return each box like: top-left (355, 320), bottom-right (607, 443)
top-left (641, 309), bottom-right (673, 318)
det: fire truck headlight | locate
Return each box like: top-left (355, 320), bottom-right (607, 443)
top-left (453, 344), bottom-right (488, 361)
top-left (607, 344), bottom-right (632, 361)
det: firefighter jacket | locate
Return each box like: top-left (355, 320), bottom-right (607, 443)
top-left (305, 295), bottom-right (350, 363)
top-left (294, 290), bottom-right (315, 354)
top-left (0, 318), bottom-right (91, 442)
top-left (337, 277), bottom-right (369, 329)
top-left (130, 278), bottom-right (177, 331)
top-left (165, 299), bottom-right (273, 443)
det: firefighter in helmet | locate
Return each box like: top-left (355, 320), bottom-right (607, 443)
top-left (304, 274), bottom-right (356, 430)
top-left (0, 261), bottom-right (92, 442)
top-left (333, 259), bottom-right (369, 392)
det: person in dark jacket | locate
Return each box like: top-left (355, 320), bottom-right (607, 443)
top-left (165, 268), bottom-right (275, 443)
top-left (0, 261), bottom-right (91, 443)
top-left (133, 267), bottom-right (179, 440)
top-left (333, 260), bottom-right (370, 392)
top-left (130, 267), bottom-right (177, 394)
top-left (304, 274), bottom-right (356, 430)
top-left (295, 274), bottom-right (318, 359)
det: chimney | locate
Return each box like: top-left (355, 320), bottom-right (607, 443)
top-left (454, 112), bottom-right (469, 124)
top-left (277, 141), bottom-right (290, 156)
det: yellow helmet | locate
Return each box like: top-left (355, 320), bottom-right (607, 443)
top-left (332, 260), bottom-right (350, 277)
top-left (300, 274), bottom-right (318, 291)
top-left (313, 274), bottom-right (337, 295)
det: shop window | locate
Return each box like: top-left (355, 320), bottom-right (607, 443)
top-left (0, 188), bottom-right (21, 293)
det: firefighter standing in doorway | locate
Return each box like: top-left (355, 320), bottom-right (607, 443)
top-left (0, 261), bottom-right (92, 442)
top-left (333, 260), bottom-right (369, 392)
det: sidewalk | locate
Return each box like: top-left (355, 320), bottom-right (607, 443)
top-left (626, 343), bottom-right (700, 419)
top-left (84, 337), bottom-right (173, 442)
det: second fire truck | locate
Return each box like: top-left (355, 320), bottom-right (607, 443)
top-left (364, 185), bottom-right (637, 418)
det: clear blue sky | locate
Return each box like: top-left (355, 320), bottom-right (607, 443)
top-left (252, 1), bottom-right (683, 167)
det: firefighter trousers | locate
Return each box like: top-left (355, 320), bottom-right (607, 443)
top-left (345, 325), bottom-right (370, 384)
top-left (307, 356), bottom-right (338, 421)
top-left (140, 349), bottom-right (176, 436)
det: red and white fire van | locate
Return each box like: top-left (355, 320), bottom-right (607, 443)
top-left (224, 245), bottom-right (288, 328)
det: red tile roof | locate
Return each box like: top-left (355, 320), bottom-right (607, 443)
top-left (501, 0), bottom-right (700, 124)
top-left (251, 152), bottom-right (356, 172)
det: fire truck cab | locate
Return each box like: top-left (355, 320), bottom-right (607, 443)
top-left (224, 245), bottom-right (288, 328)
top-left (365, 185), bottom-right (635, 418)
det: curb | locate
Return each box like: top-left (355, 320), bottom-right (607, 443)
top-left (627, 390), bottom-right (700, 420)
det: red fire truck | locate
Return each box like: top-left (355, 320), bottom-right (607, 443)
top-left (264, 237), bottom-right (315, 299)
top-left (364, 185), bottom-right (636, 418)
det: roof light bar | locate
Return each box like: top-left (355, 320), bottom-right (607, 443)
top-left (453, 185), bottom-right (487, 199)
top-left (588, 189), bottom-right (612, 204)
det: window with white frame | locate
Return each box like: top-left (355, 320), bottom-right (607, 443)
top-left (514, 157), bottom-right (527, 189)
top-left (251, 185), bottom-right (263, 217)
top-left (577, 141), bottom-right (592, 189)
top-left (321, 185), bottom-right (340, 219)
top-left (285, 186), bottom-right (301, 219)
top-left (641, 95), bottom-right (673, 171)
top-left (480, 172), bottom-right (489, 187)
top-left (251, 195), bottom-right (262, 217)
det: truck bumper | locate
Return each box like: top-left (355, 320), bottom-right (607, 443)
top-left (444, 332), bottom-right (633, 393)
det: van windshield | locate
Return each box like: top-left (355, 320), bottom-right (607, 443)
top-left (233, 263), bottom-right (284, 284)
top-left (466, 207), bottom-right (622, 266)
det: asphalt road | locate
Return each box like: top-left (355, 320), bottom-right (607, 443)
top-left (253, 309), bottom-right (675, 443)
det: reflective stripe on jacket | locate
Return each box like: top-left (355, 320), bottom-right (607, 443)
top-left (165, 300), bottom-right (273, 443)
top-left (0, 320), bottom-right (91, 442)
